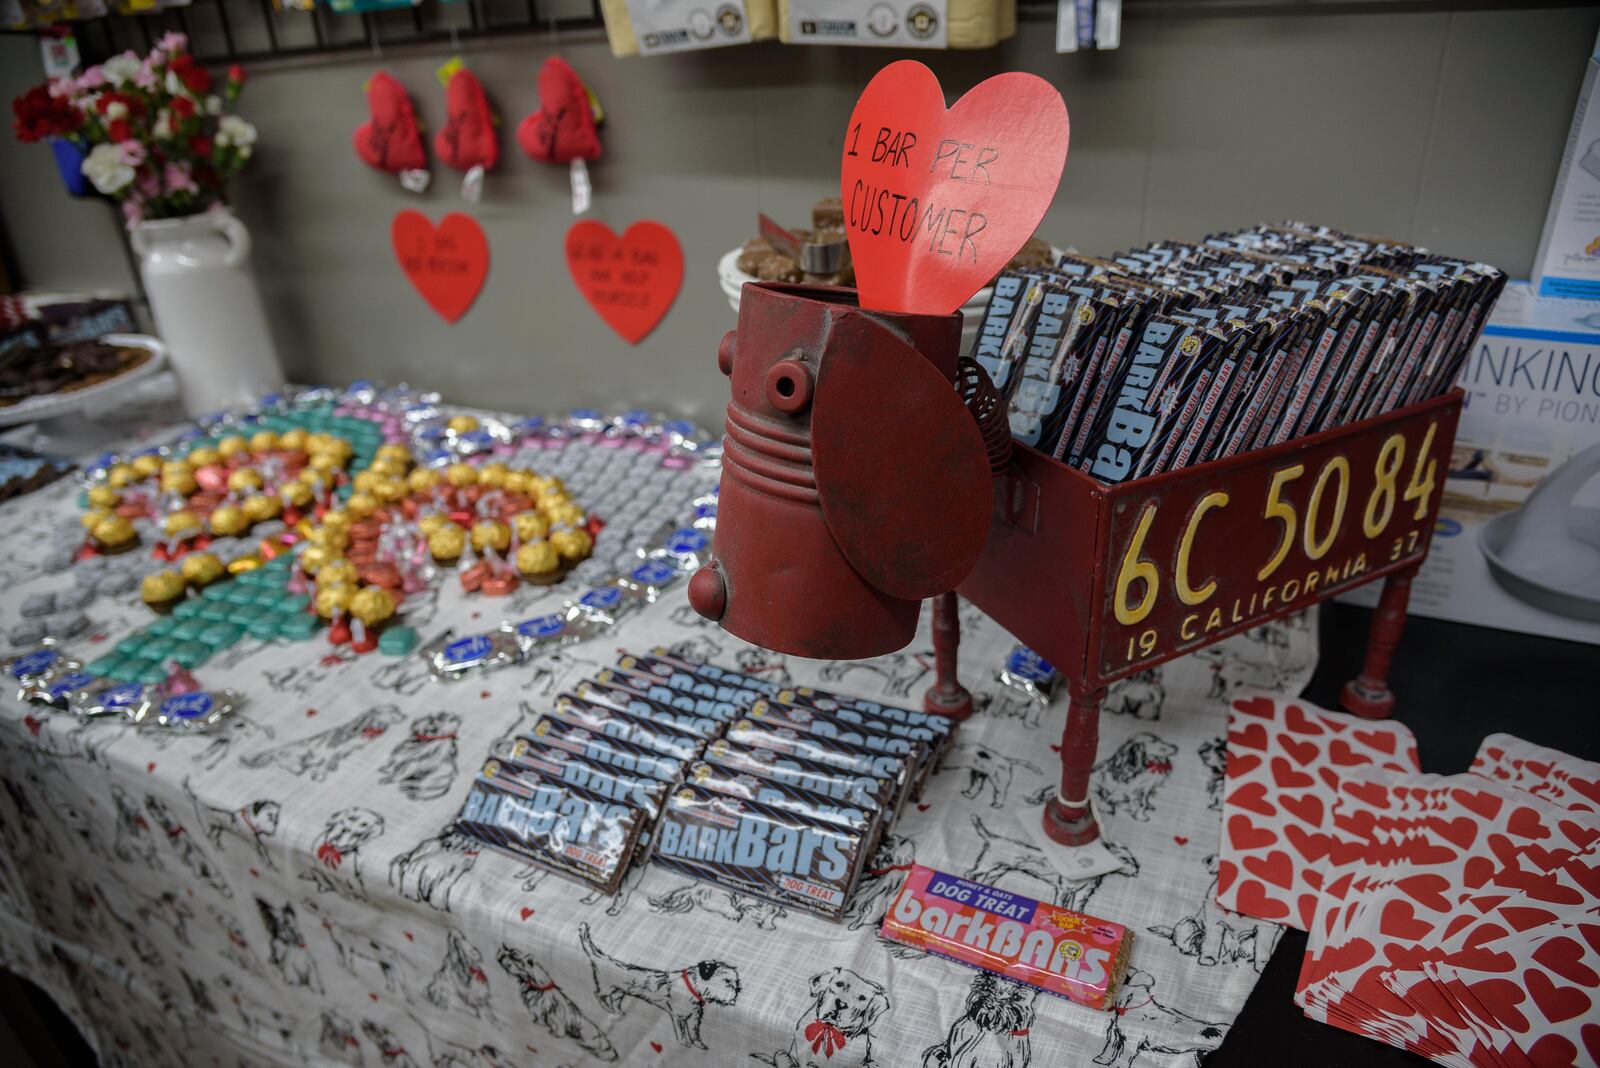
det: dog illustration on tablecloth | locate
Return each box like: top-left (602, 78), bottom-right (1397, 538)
top-left (663, 635), bottom-right (723, 665)
top-left (300, 896), bottom-right (413, 996)
top-left (108, 784), bottom-right (162, 869)
top-left (1104, 669), bottom-right (1166, 721)
top-left (371, 654), bottom-right (435, 699)
top-left (239, 704), bottom-right (403, 782)
top-left (180, 775), bottom-right (280, 871)
top-left (261, 652), bottom-right (350, 698)
top-left (1147, 854), bottom-right (1280, 973)
top-left (1093, 969), bottom-right (1227, 1068)
top-left (752, 966), bottom-right (890, 1068)
top-left (578, 921), bottom-right (740, 1050)
top-left (1199, 737), bottom-right (1227, 811)
top-left (102, 894), bottom-right (163, 969)
top-left (378, 712), bottom-right (462, 802)
top-left (145, 794), bottom-right (232, 898)
top-left (922, 970), bottom-right (1036, 1068)
top-left (389, 826), bottom-right (479, 913)
top-left (819, 649), bottom-right (932, 698)
top-left (190, 712), bottom-right (276, 771)
top-left (1091, 732), bottom-right (1177, 821)
top-left (255, 898), bottom-right (323, 994)
top-left (517, 859), bottom-right (645, 916)
top-left (209, 904), bottom-right (271, 979)
top-left (648, 881), bottom-right (788, 930)
top-left (318, 1010), bottom-right (365, 1066)
top-left (735, 646), bottom-right (793, 688)
top-left (214, 972), bottom-right (302, 1053)
top-left (944, 743), bottom-right (1043, 810)
top-left (980, 689), bottom-right (1047, 731)
top-left (301, 806), bottom-right (385, 899)
top-left (360, 1019), bottom-right (423, 1068)
top-left (967, 816), bottom-right (1139, 913)
top-left (845, 833), bottom-right (914, 931)
top-left (497, 943), bottom-right (617, 1061)
top-left (136, 890), bottom-right (193, 947)
top-left (425, 928), bottom-right (494, 1019)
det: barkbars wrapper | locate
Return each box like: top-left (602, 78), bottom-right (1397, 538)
top-left (880, 864), bottom-right (1131, 1010)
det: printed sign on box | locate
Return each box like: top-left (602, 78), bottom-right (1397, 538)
top-left (626, 0), bottom-right (751, 55)
top-left (1341, 282), bottom-right (1600, 644)
top-left (1532, 32), bottom-right (1600, 300)
top-left (788, 0), bottom-right (947, 48)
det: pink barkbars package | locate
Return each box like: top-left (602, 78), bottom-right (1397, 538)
top-left (880, 864), bottom-right (1132, 1010)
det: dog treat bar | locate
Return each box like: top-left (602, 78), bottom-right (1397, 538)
top-left (772, 682), bottom-right (959, 762)
top-left (685, 758), bottom-right (881, 848)
top-left (572, 677), bottom-right (726, 738)
top-left (526, 710), bottom-right (687, 782)
top-left (494, 737), bottom-right (671, 819)
top-left (702, 737), bottom-right (898, 823)
top-left (651, 782), bottom-right (868, 921)
top-left (455, 768), bottom-right (645, 895)
top-left (744, 696), bottom-right (935, 797)
top-left (726, 718), bottom-right (914, 818)
top-left (965, 221), bottom-right (1506, 483)
top-left (880, 864), bottom-right (1133, 1011)
top-left (547, 693), bottom-right (706, 762)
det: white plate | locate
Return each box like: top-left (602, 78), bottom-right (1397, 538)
top-left (0, 333), bottom-right (168, 427)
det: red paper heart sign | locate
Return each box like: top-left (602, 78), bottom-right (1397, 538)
top-left (518, 56), bottom-right (602, 165)
top-left (392, 211), bottom-right (489, 323)
top-left (354, 71), bottom-right (427, 174)
top-left (840, 60), bottom-right (1068, 315)
top-left (565, 220), bottom-right (683, 344)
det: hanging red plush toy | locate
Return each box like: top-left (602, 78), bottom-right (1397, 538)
top-left (435, 65), bottom-right (498, 202)
top-left (517, 56), bottom-right (603, 215)
top-left (353, 71), bottom-right (429, 193)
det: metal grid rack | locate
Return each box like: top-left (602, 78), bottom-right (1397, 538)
top-left (72, 0), bottom-right (604, 65)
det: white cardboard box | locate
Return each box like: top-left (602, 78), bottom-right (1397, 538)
top-left (1532, 33), bottom-right (1600, 299)
top-left (1341, 282), bottom-right (1600, 644)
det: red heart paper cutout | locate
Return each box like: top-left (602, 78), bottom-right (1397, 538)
top-left (1243, 850), bottom-right (1294, 890)
top-left (392, 211), bottom-right (489, 323)
top-left (840, 61), bottom-right (1068, 315)
top-left (565, 220), bottom-right (683, 344)
top-left (1281, 793), bottom-right (1324, 828)
top-left (1232, 696), bottom-right (1277, 720)
top-left (1270, 756), bottom-right (1314, 790)
top-left (1285, 824), bottom-right (1328, 865)
top-left (519, 907), bottom-right (535, 921)
top-left (1283, 704), bottom-right (1325, 736)
top-left (1352, 727), bottom-right (1398, 755)
top-left (435, 69), bottom-right (498, 173)
top-left (1228, 722), bottom-right (1269, 753)
top-left (1379, 899), bottom-right (1434, 940)
top-left (1234, 880), bottom-right (1290, 920)
top-left (1227, 813), bottom-right (1276, 851)
top-left (518, 56), bottom-right (602, 165)
top-left (1230, 781), bottom-right (1277, 817)
top-left (1534, 935), bottom-right (1600, 986)
top-left (1526, 968), bottom-right (1592, 1023)
top-left (354, 71), bottom-right (427, 174)
top-left (1226, 752), bottom-right (1262, 779)
top-left (1281, 736), bottom-right (1321, 767)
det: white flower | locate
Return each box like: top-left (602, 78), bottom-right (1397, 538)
top-left (215, 132), bottom-right (230, 148)
top-left (104, 101), bottom-right (128, 120)
top-left (238, 145), bottom-right (252, 160)
top-left (218, 115), bottom-right (256, 149)
top-left (101, 53), bottom-right (142, 87)
top-left (166, 70), bottom-right (184, 97)
top-left (81, 143), bottom-right (135, 195)
top-left (205, 95), bottom-right (222, 116)
top-left (152, 110), bottom-right (173, 140)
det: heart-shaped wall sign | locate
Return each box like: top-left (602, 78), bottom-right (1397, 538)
top-left (840, 61), bottom-right (1069, 316)
top-left (391, 211), bottom-right (490, 323)
top-left (565, 220), bottom-right (683, 344)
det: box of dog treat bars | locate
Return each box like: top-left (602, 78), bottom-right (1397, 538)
top-left (880, 864), bottom-right (1132, 1010)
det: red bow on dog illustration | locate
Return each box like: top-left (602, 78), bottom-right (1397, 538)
top-left (353, 71), bottom-right (429, 193)
top-left (435, 65), bottom-right (498, 201)
top-left (804, 1019), bottom-right (848, 1058)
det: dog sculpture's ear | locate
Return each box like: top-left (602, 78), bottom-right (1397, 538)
top-left (808, 968), bottom-right (834, 1000)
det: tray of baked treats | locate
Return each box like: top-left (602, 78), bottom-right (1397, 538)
top-left (0, 332), bottom-right (168, 426)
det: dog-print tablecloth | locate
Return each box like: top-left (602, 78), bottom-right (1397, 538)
top-left (0, 428), bottom-right (1318, 1068)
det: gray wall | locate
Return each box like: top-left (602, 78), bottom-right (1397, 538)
top-left (2, 5), bottom-right (1596, 423)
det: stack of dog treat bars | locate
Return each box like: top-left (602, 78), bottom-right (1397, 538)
top-left (454, 644), bottom-right (957, 919)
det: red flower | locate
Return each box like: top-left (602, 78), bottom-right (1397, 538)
top-left (170, 54), bottom-right (212, 95)
top-left (188, 134), bottom-right (213, 158)
top-left (171, 96), bottom-right (195, 119)
top-left (107, 118), bottom-right (131, 142)
top-left (227, 64), bottom-right (246, 86)
top-left (10, 83), bottom-right (79, 143)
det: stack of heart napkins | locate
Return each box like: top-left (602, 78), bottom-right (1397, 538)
top-left (1219, 692), bottom-right (1599, 1067)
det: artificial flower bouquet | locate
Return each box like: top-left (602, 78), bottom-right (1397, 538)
top-left (10, 33), bottom-right (256, 227)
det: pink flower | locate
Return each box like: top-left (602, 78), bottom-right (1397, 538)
top-left (137, 170), bottom-right (161, 198)
top-left (117, 140), bottom-right (146, 166)
top-left (77, 67), bottom-right (106, 90)
top-left (121, 197), bottom-right (144, 227)
top-left (163, 161), bottom-right (198, 196)
top-left (157, 31), bottom-right (188, 54)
